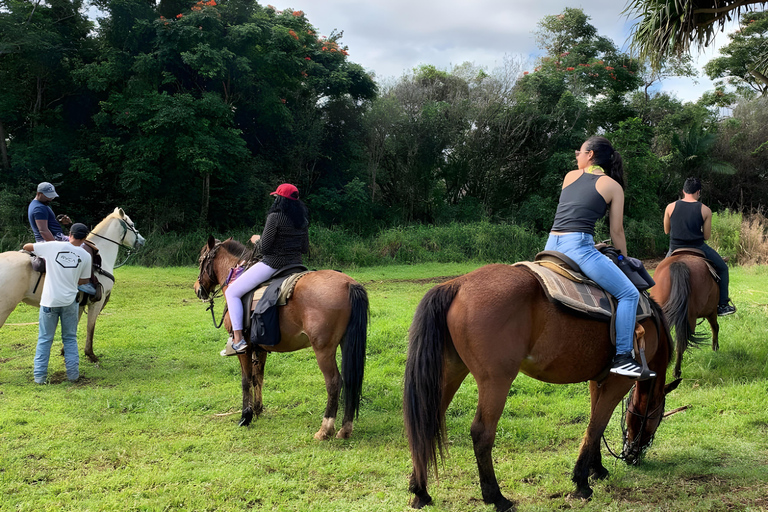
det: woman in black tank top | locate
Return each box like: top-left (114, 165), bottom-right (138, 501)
top-left (544, 137), bottom-right (652, 380)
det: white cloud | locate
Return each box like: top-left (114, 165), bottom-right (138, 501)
top-left (292, 0), bottom-right (735, 102)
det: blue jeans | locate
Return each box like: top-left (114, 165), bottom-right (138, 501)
top-left (668, 243), bottom-right (729, 305)
top-left (35, 301), bottom-right (80, 383)
top-left (545, 233), bottom-right (640, 355)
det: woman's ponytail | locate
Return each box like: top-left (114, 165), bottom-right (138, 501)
top-left (585, 136), bottom-right (624, 189)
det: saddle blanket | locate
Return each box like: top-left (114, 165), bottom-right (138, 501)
top-left (514, 261), bottom-right (653, 323)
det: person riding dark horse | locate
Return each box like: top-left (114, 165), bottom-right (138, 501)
top-left (663, 177), bottom-right (736, 316)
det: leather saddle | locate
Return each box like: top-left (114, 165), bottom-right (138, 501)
top-left (237, 264), bottom-right (311, 347)
top-left (669, 248), bottom-right (720, 281)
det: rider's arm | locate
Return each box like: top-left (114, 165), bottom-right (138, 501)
top-left (597, 177), bottom-right (628, 256)
top-left (35, 219), bottom-right (55, 241)
top-left (23, 243), bottom-right (34, 252)
top-left (701, 205), bottom-right (712, 240)
top-left (663, 203), bottom-right (674, 234)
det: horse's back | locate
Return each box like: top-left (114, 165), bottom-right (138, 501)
top-left (651, 254), bottom-right (718, 308)
top-left (444, 264), bottom-right (616, 384)
top-left (0, 251), bottom-right (41, 316)
top-left (273, 269), bottom-right (360, 352)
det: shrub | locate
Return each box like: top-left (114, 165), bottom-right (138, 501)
top-left (711, 209), bottom-right (742, 263)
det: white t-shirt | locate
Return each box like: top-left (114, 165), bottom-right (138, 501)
top-left (32, 241), bottom-right (92, 307)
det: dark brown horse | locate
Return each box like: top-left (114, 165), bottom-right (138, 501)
top-left (650, 254), bottom-right (719, 379)
top-left (194, 237), bottom-right (368, 440)
top-left (404, 264), bottom-right (679, 511)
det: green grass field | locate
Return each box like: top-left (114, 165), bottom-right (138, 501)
top-left (1, 262), bottom-right (767, 511)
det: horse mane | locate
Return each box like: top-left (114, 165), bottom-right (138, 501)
top-left (221, 239), bottom-right (252, 261)
top-left (90, 210), bottom-right (121, 233)
top-left (648, 295), bottom-right (674, 369)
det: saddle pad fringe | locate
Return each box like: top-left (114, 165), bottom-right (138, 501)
top-left (250, 270), bottom-right (312, 310)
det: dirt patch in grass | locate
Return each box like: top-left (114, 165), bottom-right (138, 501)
top-left (365, 275), bottom-right (460, 286)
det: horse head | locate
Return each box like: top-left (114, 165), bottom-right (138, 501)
top-left (115, 208), bottom-right (146, 249)
top-left (194, 235), bottom-right (221, 300)
top-left (89, 208), bottom-right (145, 250)
top-left (622, 377), bottom-right (681, 465)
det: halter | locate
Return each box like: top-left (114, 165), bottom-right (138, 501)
top-left (88, 218), bottom-right (142, 268)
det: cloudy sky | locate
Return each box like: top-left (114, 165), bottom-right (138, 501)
top-left (291, 0), bottom-right (733, 102)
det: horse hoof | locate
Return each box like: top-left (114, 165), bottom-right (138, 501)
top-left (86, 353), bottom-right (99, 363)
top-left (313, 430), bottom-right (332, 441)
top-left (410, 494), bottom-right (432, 509)
top-left (571, 486), bottom-right (593, 500)
top-left (590, 466), bottom-right (609, 480)
top-left (239, 409), bottom-right (253, 427)
top-left (493, 497), bottom-right (516, 512)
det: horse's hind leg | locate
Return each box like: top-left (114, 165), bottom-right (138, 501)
top-left (408, 346), bottom-right (469, 509)
top-left (471, 376), bottom-right (516, 512)
top-left (314, 348), bottom-right (342, 440)
top-left (708, 313), bottom-right (720, 352)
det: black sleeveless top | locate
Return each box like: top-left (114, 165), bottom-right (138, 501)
top-left (550, 172), bottom-right (608, 236)
top-left (669, 200), bottom-right (704, 249)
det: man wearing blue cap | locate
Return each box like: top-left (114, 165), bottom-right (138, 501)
top-left (23, 223), bottom-right (92, 384)
top-left (28, 182), bottom-right (71, 242)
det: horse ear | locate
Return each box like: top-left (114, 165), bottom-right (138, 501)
top-left (207, 235), bottom-right (216, 250)
top-left (118, 207), bottom-right (125, 217)
top-left (664, 378), bottom-right (682, 395)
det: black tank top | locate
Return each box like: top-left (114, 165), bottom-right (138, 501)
top-left (550, 172), bottom-right (607, 236)
top-left (669, 200), bottom-right (704, 248)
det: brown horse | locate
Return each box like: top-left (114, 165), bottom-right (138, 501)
top-left (404, 264), bottom-right (679, 511)
top-left (194, 236), bottom-right (368, 440)
top-left (650, 254), bottom-right (719, 379)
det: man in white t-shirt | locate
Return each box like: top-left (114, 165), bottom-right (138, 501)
top-left (23, 223), bottom-right (92, 384)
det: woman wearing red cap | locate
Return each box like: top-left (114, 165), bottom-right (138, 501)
top-left (221, 183), bottom-right (310, 356)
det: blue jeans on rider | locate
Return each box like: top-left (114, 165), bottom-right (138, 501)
top-left (545, 232), bottom-right (640, 355)
top-left (667, 243), bottom-right (729, 305)
top-left (35, 300), bottom-right (80, 383)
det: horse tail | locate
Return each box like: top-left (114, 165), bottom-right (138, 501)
top-left (404, 280), bottom-right (461, 487)
top-left (340, 282), bottom-right (369, 421)
top-left (663, 262), bottom-right (706, 356)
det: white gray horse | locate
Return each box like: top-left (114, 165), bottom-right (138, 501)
top-left (0, 208), bottom-right (145, 361)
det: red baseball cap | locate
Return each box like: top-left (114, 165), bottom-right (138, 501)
top-left (270, 183), bottom-right (299, 200)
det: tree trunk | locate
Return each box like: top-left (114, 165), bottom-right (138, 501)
top-left (199, 173), bottom-right (210, 227)
top-left (0, 118), bottom-right (9, 171)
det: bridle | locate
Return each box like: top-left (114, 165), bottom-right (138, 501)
top-left (602, 378), bottom-right (664, 464)
top-left (88, 218), bottom-right (142, 268)
top-left (198, 241), bottom-right (227, 328)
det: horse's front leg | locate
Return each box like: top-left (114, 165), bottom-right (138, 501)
top-left (251, 348), bottom-right (268, 417)
top-left (238, 349), bottom-right (255, 427)
top-left (573, 379), bottom-right (632, 499)
top-left (313, 349), bottom-right (341, 440)
top-left (82, 300), bottom-right (103, 363)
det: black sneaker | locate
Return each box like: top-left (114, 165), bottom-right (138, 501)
top-left (610, 353), bottom-right (656, 379)
top-left (717, 301), bottom-right (736, 316)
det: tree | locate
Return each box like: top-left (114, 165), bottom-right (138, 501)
top-left (704, 11), bottom-right (768, 96)
top-left (626, 0), bottom-right (768, 75)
